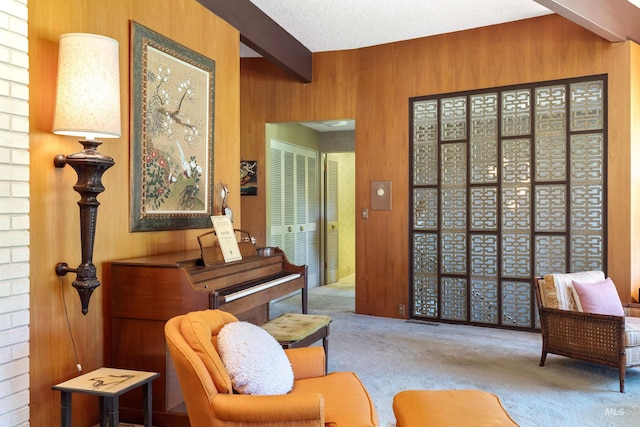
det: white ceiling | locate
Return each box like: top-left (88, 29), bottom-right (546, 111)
top-left (241, 0), bottom-right (554, 57)
top-left (299, 120), bottom-right (355, 132)
top-left (244, 0), bottom-right (556, 132)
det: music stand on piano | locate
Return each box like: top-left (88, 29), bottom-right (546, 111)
top-left (198, 229), bottom-right (256, 266)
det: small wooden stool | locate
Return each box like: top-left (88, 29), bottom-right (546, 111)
top-left (393, 389), bottom-right (519, 427)
top-left (262, 313), bottom-right (331, 370)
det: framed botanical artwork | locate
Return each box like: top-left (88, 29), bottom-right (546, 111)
top-left (130, 21), bottom-right (215, 231)
top-left (240, 160), bottom-right (258, 196)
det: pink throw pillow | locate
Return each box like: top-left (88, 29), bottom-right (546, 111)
top-left (571, 278), bottom-right (625, 317)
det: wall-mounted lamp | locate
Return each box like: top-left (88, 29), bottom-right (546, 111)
top-left (52, 33), bottom-right (121, 315)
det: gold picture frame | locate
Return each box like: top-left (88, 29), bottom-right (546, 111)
top-left (130, 21), bottom-right (215, 231)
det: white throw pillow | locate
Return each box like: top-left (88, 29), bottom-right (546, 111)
top-left (218, 321), bottom-right (294, 395)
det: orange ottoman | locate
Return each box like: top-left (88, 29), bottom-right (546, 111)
top-left (393, 390), bottom-right (519, 427)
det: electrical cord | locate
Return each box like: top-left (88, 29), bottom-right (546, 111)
top-left (59, 276), bottom-right (82, 373)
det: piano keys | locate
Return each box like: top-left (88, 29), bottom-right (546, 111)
top-left (215, 272), bottom-right (301, 304)
top-left (109, 246), bottom-right (307, 427)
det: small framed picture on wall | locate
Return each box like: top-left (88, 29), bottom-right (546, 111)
top-left (240, 160), bottom-right (258, 196)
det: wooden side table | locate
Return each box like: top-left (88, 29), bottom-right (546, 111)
top-left (52, 367), bottom-right (160, 427)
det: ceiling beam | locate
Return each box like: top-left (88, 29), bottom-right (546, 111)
top-left (534, 0), bottom-right (640, 43)
top-left (197, 0), bottom-right (313, 83)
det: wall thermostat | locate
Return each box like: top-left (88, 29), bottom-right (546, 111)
top-left (370, 181), bottom-right (392, 210)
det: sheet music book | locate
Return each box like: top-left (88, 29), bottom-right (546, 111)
top-left (210, 215), bottom-right (242, 262)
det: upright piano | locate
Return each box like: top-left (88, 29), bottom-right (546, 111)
top-left (110, 244), bottom-right (307, 427)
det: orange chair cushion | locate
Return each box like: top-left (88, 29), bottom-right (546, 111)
top-left (393, 390), bottom-right (518, 427)
top-left (293, 372), bottom-right (378, 427)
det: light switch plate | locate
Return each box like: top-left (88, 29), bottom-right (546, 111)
top-left (370, 181), bottom-right (392, 210)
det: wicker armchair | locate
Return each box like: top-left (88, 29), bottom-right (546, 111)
top-left (534, 272), bottom-right (640, 392)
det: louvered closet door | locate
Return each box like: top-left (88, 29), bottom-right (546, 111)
top-left (268, 139), bottom-right (319, 287)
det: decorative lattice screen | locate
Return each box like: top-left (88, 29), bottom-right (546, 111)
top-left (409, 75), bottom-right (607, 329)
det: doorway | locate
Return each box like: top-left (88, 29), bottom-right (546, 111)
top-left (265, 120), bottom-right (355, 310)
top-left (324, 152), bottom-right (355, 289)
top-left (296, 120), bottom-right (355, 292)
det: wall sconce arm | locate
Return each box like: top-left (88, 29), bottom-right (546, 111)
top-left (54, 140), bottom-right (114, 315)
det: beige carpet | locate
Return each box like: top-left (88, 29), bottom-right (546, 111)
top-left (271, 283), bottom-right (640, 427)
top-left (115, 280), bottom-right (639, 426)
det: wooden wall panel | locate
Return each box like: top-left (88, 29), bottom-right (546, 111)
top-left (239, 52), bottom-right (360, 246)
top-left (241, 14), bottom-right (636, 319)
top-left (631, 43), bottom-right (640, 302)
top-left (29, 1), bottom-right (240, 425)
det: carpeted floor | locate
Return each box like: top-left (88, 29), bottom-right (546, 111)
top-left (114, 276), bottom-right (639, 427)
top-left (271, 279), bottom-right (640, 427)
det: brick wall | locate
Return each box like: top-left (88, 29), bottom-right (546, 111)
top-left (0, 0), bottom-right (30, 426)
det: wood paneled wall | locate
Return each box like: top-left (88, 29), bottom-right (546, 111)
top-left (240, 14), bottom-right (639, 318)
top-left (29, 1), bottom-right (240, 425)
top-left (631, 42), bottom-right (640, 302)
top-left (240, 50), bottom-right (359, 248)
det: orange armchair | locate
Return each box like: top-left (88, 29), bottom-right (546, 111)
top-left (164, 309), bottom-right (378, 426)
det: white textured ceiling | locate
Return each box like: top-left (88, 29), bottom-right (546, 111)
top-left (242, 0), bottom-right (554, 57)
top-left (299, 119), bottom-right (355, 132)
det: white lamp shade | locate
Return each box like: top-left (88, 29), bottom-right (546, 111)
top-left (53, 33), bottom-right (121, 139)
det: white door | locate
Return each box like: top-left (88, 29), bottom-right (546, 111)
top-left (268, 139), bottom-right (319, 287)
